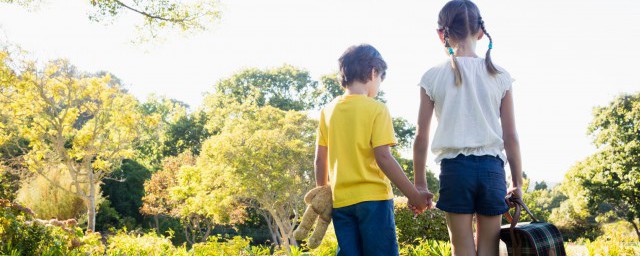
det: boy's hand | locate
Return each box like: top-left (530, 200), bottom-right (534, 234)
top-left (408, 190), bottom-right (434, 216)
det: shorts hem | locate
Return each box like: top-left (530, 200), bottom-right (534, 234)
top-left (436, 204), bottom-right (474, 214)
top-left (476, 207), bottom-right (510, 216)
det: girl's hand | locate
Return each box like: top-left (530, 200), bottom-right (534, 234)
top-left (506, 186), bottom-right (523, 208)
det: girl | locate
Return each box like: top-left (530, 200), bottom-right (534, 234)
top-left (412, 0), bottom-right (523, 255)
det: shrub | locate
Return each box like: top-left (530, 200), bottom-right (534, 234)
top-left (190, 235), bottom-right (253, 255)
top-left (308, 224), bottom-right (338, 256)
top-left (0, 199), bottom-right (104, 255)
top-left (400, 238), bottom-right (452, 256)
top-left (15, 167), bottom-right (95, 220)
top-left (106, 230), bottom-right (188, 256)
top-left (394, 197), bottom-right (449, 244)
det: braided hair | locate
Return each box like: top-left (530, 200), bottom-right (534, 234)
top-left (438, 0), bottom-right (500, 86)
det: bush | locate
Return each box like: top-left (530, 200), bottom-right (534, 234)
top-left (106, 230), bottom-right (188, 256)
top-left (400, 238), bottom-right (452, 256)
top-left (394, 197), bottom-right (449, 244)
top-left (0, 199), bottom-right (104, 255)
top-left (16, 167), bottom-right (89, 220)
top-left (308, 224), bottom-right (338, 256)
top-left (191, 235), bottom-right (254, 255)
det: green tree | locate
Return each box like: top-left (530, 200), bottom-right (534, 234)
top-left (0, 55), bottom-right (141, 231)
top-left (1, 0), bottom-right (223, 42)
top-left (199, 102), bottom-right (315, 250)
top-left (205, 65), bottom-right (326, 113)
top-left (549, 160), bottom-right (602, 240)
top-left (576, 93), bottom-right (640, 240)
top-left (136, 96), bottom-right (188, 169)
top-left (100, 159), bottom-right (150, 229)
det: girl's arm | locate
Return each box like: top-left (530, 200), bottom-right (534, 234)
top-left (413, 87), bottom-right (435, 191)
top-left (500, 90), bottom-right (523, 198)
top-left (315, 145), bottom-right (329, 186)
top-left (374, 145), bottom-right (429, 212)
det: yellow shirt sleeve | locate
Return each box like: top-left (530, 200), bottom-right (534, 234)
top-left (371, 104), bottom-right (397, 148)
top-left (317, 109), bottom-right (328, 146)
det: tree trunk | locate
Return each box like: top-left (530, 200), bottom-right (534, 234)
top-left (87, 172), bottom-right (97, 232)
top-left (270, 209), bottom-right (294, 253)
top-left (261, 211), bottom-right (280, 246)
top-left (630, 219), bottom-right (640, 241)
top-left (153, 215), bottom-right (160, 233)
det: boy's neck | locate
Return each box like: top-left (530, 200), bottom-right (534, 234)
top-left (345, 82), bottom-right (369, 96)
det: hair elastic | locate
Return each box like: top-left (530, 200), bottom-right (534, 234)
top-left (448, 47), bottom-right (454, 55)
top-left (488, 42), bottom-right (493, 49)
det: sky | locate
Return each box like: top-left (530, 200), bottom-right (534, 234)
top-left (1, 0), bottom-right (639, 183)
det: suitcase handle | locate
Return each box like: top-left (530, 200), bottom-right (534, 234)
top-left (503, 194), bottom-right (539, 256)
top-left (504, 194), bottom-right (539, 225)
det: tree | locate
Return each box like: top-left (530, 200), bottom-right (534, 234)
top-left (136, 96), bottom-right (187, 170)
top-left (205, 65), bottom-right (326, 113)
top-left (534, 181), bottom-right (548, 191)
top-left (100, 159), bottom-right (150, 228)
top-left (0, 55), bottom-right (141, 231)
top-left (549, 160), bottom-right (601, 240)
top-left (141, 152), bottom-right (192, 234)
top-left (1, 0), bottom-right (223, 42)
top-left (574, 93), bottom-right (640, 240)
top-left (199, 102), bottom-right (316, 250)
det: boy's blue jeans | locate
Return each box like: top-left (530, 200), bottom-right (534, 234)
top-left (332, 199), bottom-right (398, 256)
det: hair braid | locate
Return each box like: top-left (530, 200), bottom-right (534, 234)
top-left (480, 18), bottom-right (500, 76)
top-left (444, 27), bottom-right (463, 86)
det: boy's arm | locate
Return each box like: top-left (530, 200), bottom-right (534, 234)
top-left (374, 145), bottom-right (429, 211)
top-left (413, 88), bottom-right (434, 192)
top-left (500, 90), bottom-right (523, 201)
top-left (315, 145), bottom-right (329, 187)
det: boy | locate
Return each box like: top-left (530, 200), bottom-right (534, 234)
top-left (315, 44), bottom-right (433, 256)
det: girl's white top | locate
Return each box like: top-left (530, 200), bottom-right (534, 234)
top-left (418, 57), bottom-right (514, 165)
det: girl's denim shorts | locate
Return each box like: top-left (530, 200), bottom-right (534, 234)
top-left (436, 154), bottom-right (510, 216)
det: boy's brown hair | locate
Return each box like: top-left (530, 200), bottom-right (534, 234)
top-left (338, 44), bottom-right (387, 88)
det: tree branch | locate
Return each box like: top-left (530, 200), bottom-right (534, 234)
top-left (114, 0), bottom-right (197, 23)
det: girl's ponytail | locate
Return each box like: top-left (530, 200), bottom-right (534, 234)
top-left (444, 27), bottom-right (463, 86)
top-left (480, 18), bottom-right (500, 76)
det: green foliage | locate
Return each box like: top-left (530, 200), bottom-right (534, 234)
top-left (392, 117), bottom-right (416, 150)
top-left (205, 65), bottom-right (327, 113)
top-left (1, 53), bottom-right (142, 231)
top-left (106, 230), bottom-right (189, 256)
top-left (394, 197), bottom-right (449, 244)
top-left (200, 95), bottom-right (317, 247)
top-left (520, 181), bottom-right (567, 223)
top-left (307, 224), bottom-right (338, 256)
top-left (190, 235), bottom-right (253, 256)
top-left (0, 199), bottom-right (105, 255)
top-left (399, 239), bottom-right (452, 256)
top-left (2, 0), bottom-right (223, 42)
top-left (550, 162), bottom-right (602, 241)
top-left (16, 167), bottom-right (88, 220)
top-left (393, 156), bottom-right (439, 197)
top-left (95, 200), bottom-right (123, 231)
top-left (0, 167), bottom-right (20, 201)
top-left (582, 238), bottom-right (640, 256)
top-left (100, 159), bottom-right (151, 228)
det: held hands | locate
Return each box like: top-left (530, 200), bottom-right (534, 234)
top-left (408, 189), bottom-right (434, 216)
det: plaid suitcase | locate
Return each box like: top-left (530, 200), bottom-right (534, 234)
top-left (500, 195), bottom-right (566, 256)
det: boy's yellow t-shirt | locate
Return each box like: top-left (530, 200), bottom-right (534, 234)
top-left (317, 94), bottom-right (397, 208)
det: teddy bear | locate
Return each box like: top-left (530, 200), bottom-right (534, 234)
top-left (293, 185), bottom-right (332, 249)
